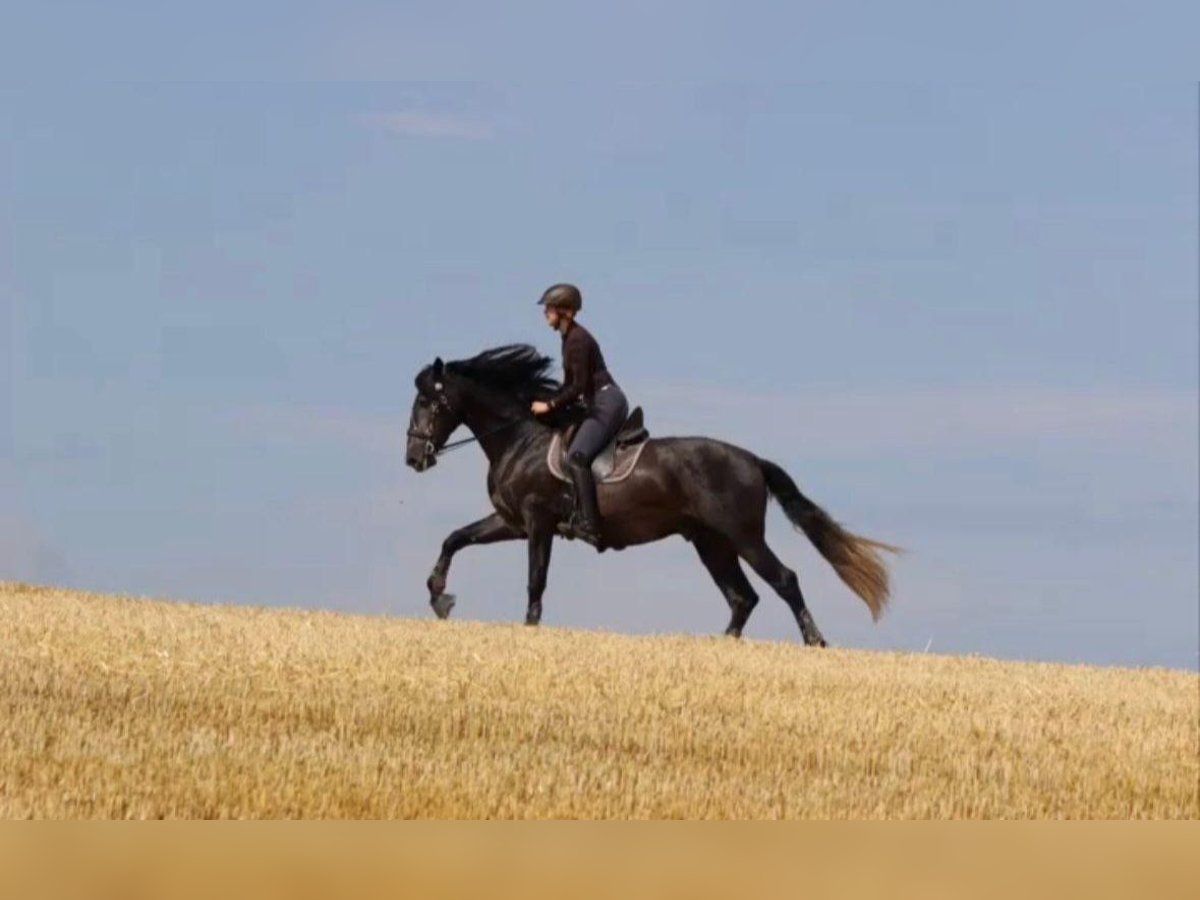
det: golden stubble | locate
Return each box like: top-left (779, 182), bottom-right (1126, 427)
top-left (2, 582), bottom-right (1196, 819)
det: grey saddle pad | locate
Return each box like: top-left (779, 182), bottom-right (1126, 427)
top-left (547, 433), bottom-right (650, 484)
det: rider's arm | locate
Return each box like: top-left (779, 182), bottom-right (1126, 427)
top-left (545, 333), bottom-right (587, 410)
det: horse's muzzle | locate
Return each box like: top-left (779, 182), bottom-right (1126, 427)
top-left (406, 435), bottom-right (439, 472)
top-left (406, 452), bottom-right (438, 472)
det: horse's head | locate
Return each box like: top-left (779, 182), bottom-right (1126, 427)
top-left (406, 358), bottom-right (464, 472)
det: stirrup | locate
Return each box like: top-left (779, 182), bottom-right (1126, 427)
top-left (568, 512), bottom-right (606, 551)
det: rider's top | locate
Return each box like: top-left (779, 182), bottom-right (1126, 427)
top-left (546, 322), bottom-right (614, 410)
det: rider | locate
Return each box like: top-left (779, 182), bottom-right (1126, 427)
top-left (530, 283), bottom-right (629, 549)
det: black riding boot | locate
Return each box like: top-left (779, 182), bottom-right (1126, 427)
top-left (566, 452), bottom-right (605, 550)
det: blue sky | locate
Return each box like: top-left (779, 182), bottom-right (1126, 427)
top-left (3, 6), bottom-right (1198, 669)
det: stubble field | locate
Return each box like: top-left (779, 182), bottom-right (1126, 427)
top-left (1, 582), bottom-right (1195, 818)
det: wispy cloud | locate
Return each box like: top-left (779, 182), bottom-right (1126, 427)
top-left (359, 111), bottom-right (493, 141)
top-left (632, 381), bottom-right (1200, 460)
top-left (225, 403), bottom-right (403, 455)
top-left (223, 383), bottom-right (1200, 479)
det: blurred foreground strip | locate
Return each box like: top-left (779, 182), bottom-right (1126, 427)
top-left (0, 825), bottom-right (1196, 899)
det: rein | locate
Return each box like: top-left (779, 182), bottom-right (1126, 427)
top-left (433, 418), bottom-right (522, 456)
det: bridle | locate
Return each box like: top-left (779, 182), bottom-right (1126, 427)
top-left (406, 386), bottom-right (522, 459)
top-left (405, 389), bottom-right (453, 460)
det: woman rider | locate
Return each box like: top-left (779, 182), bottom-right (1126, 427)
top-left (530, 283), bottom-right (629, 549)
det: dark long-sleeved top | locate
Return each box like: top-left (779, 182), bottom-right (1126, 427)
top-left (546, 322), bottom-right (614, 409)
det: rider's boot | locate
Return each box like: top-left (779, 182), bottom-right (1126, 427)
top-left (566, 451), bottom-right (606, 551)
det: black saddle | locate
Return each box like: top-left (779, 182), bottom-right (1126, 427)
top-left (614, 406), bottom-right (649, 447)
top-left (562, 406), bottom-right (649, 450)
top-left (551, 406), bottom-right (651, 484)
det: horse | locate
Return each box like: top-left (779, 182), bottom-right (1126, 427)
top-left (405, 344), bottom-right (900, 645)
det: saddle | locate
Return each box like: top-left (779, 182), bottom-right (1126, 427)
top-left (548, 406), bottom-right (651, 484)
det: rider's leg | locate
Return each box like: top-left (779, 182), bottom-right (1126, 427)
top-left (565, 386), bottom-right (628, 546)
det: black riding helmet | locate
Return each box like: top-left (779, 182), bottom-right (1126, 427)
top-left (537, 283), bottom-right (582, 312)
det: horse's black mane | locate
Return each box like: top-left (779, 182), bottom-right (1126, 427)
top-left (447, 344), bottom-right (561, 401)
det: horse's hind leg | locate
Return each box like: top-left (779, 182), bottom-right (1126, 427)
top-left (692, 529), bottom-right (760, 638)
top-left (737, 538), bottom-right (827, 647)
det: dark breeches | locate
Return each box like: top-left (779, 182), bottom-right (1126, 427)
top-left (568, 385), bottom-right (629, 462)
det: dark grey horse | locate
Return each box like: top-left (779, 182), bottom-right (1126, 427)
top-left (406, 345), bottom-right (899, 645)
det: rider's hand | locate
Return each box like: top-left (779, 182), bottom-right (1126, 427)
top-left (530, 400), bottom-right (552, 416)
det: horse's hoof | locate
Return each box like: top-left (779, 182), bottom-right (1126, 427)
top-left (431, 593), bottom-right (456, 620)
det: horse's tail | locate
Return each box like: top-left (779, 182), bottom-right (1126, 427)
top-left (760, 458), bottom-right (902, 621)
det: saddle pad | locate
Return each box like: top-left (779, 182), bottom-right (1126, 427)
top-left (547, 433), bottom-right (650, 484)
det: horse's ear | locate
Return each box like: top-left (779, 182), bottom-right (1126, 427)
top-left (432, 357), bottom-right (444, 378)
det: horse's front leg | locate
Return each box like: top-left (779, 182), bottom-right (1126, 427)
top-left (524, 519), bottom-right (554, 627)
top-left (427, 512), bottom-right (523, 619)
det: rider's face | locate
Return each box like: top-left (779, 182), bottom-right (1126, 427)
top-left (544, 307), bottom-right (563, 330)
